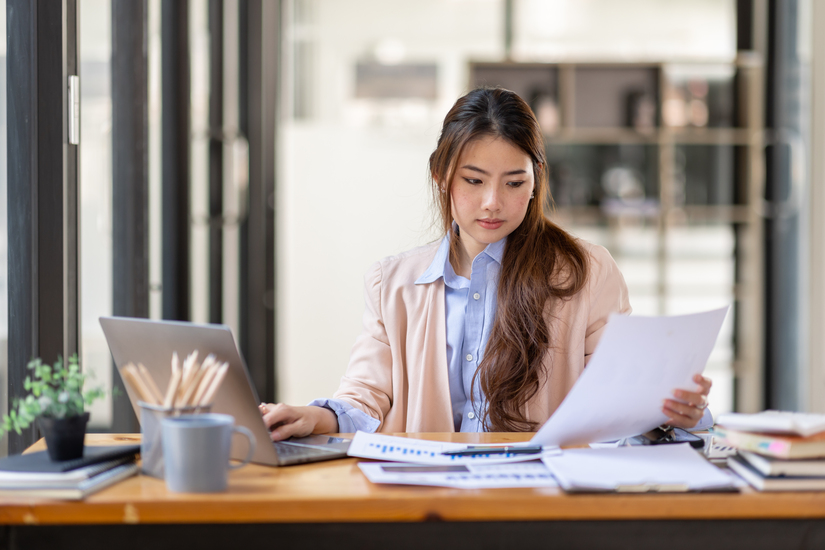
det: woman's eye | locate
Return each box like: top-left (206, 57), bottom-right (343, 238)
top-left (507, 181), bottom-right (525, 188)
top-left (464, 178), bottom-right (482, 185)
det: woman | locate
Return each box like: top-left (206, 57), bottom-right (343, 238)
top-left (261, 87), bottom-right (711, 440)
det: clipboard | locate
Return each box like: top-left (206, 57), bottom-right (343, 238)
top-left (542, 444), bottom-right (738, 493)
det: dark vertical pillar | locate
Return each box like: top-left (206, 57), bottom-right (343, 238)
top-left (764, 0), bottom-right (805, 409)
top-left (241, 0), bottom-right (277, 402)
top-left (7, 0), bottom-right (78, 453)
top-left (111, 0), bottom-right (149, 432)
top-left (65, 0), bottom-right (79, 370)
top-left (733, 0), bottom-right (755, 412)
top-left (162, 0), bottom-right (191, 321)
top-left (208, 0), bottom-right (224, 324)
top-left (737, 0), bottom-right (754, 51)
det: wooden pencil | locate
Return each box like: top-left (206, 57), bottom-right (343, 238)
top-left (137, 363), bottom-right (165, 405)
top-left (180, 356), bottom-right (214, 406)
top-left (164, 369), bottom-right (182, 409)
top-left (199, 363), bottom-right (229, 407)
top-left (122, 363), bottom-right (155, 405)
top-left (191, 363), bottom-right (218, 407)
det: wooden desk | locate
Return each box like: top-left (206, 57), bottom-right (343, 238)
top-left (3, 433), bottom-right (825, 550)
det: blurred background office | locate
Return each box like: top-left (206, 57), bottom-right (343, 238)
top-left (2, 0), bottom-right (823, 455)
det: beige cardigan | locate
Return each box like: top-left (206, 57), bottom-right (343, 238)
top-left (333, 239), bottom-right (631, 432)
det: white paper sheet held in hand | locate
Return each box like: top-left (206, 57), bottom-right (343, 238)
top-left (531, 306), bottom-right (729, 447)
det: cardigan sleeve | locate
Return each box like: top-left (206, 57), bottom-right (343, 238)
top-left (330, 261), bottom-right (394, 426)
top-left (583, 245), bottom-right (632, 365)
top-left (307, 398), bottom-right (381, 433)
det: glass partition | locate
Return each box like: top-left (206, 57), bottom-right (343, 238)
top-left (79, 0), bottom-right (114, 428)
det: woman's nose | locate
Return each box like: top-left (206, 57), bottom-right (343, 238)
top-left (481, 186), bottom-right (501, 211)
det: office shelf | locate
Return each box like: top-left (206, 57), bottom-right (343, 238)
top-left (469, 55), bottom-right (765, 413)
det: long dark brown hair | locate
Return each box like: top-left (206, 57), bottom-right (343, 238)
top-left (429, 87), bottom-right (589, 432)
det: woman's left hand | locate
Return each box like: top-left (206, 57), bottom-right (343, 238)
top-left (663, 373), bottom-right (712, 429)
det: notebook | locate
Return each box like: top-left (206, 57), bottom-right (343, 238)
top-left (727, 455), bottom-right (825, 491)
top-left (0, 462), bottom-right (139, 500)
top-left (0, 445), bottom-right (140, 473)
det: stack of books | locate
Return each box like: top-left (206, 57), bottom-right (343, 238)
top-left (0, 444), bottom-right (140, 500)
top-left (716, 411), bottom-right (825, 491)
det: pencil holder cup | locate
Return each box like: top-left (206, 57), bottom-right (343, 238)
top-left (139, 401), bottom-right (212, 479)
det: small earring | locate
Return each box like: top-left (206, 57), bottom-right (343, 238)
top-left (530, 192), bottom-right (535, 199)
top-left (440, 187), bottom-right (446, 194)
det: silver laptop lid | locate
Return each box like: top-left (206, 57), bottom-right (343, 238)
top-left (99, 316), bottom-right (280, 466)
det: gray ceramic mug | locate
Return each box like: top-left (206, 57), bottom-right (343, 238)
top-left (161, 413), bottom-right (256, 493)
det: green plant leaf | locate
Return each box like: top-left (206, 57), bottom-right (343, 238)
top-left (0, 355), bottom-right (109, 439)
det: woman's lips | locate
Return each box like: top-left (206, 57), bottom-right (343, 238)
top-left (477, 219), bottom-right (504, 230)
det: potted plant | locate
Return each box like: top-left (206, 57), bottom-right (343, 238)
top-left (1, 355), bottom-right (106, 461)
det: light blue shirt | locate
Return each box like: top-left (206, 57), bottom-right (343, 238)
top-left (311, 232), bottom-right (713, 433)
top-left (414, 233), bottom-right (505, 431)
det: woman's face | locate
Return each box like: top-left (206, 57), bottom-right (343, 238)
top-left (448, 135), bottom-right (535, 260)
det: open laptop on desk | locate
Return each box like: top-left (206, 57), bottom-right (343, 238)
top-left (99, 316), bottom-right (351, 466)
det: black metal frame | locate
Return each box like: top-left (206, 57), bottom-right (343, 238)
top-left (6, 0), bottom-right (79, 454)
top-left (161, 0), bottom-right (191, 322)
top-left (240, 0), bottom-right (278, 403)
top-left (763, 0), bottom-right (805, 410)
top-left (208, 0), bottom-right (225, 325)
top-left (111, 0), bottom-right (149, 432)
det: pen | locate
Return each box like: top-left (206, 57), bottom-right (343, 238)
top-left (441, 445), bottom-right (543, 456)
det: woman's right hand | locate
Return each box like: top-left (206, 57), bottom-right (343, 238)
top-left (259, 403), bottom-right (338, 442)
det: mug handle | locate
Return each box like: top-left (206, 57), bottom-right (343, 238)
top-left (228, 425), bottom-right (256, 469)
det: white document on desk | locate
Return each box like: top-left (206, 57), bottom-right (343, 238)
top-left (359, 461), bottom-right (558, 489)
top-left (542, 444), bottom-right (736, 492)
top-left (532, 306), bottom-right (729, 447)
top-left (348, 432), bottom-right (560, 465)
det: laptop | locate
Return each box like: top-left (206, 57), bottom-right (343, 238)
top-left (99, 316), bottom-right (351, 466)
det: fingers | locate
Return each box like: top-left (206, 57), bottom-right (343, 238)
top-left (270, 419), bottom-right (312, 442)
top-left (693, 374), bottom-right (713, 395)
top-left (662, 398), bottom-right (703, 429)
top-left (259, 403), bottom-right (315, 442)
top-left (663, 374), bottom-right (713, 429)
top-left (673, 388), bottom-right (708, 410)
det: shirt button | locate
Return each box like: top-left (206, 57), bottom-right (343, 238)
top-left (468, 412), bottom-right (475, 419)
top-left (473, 293), bottom-right (481, 300)
top-left (466, 354), bottom-right (473, 362)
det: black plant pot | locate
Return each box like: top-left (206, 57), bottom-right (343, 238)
top-left (37, 412), bottom-right (90, 462)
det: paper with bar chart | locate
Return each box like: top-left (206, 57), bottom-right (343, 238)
top-left (358, 461), bottom-right (558, 489)
top-left (347, 432), bottom-right (560, 465)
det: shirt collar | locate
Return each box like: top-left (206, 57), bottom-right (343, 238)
top-left (415, 227), bottom-right (506, 286)
top-left (415, 235), bottom-right (451, 285)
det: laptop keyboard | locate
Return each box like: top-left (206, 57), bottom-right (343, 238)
top-left (273, 441), bottom-right (345, 465)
